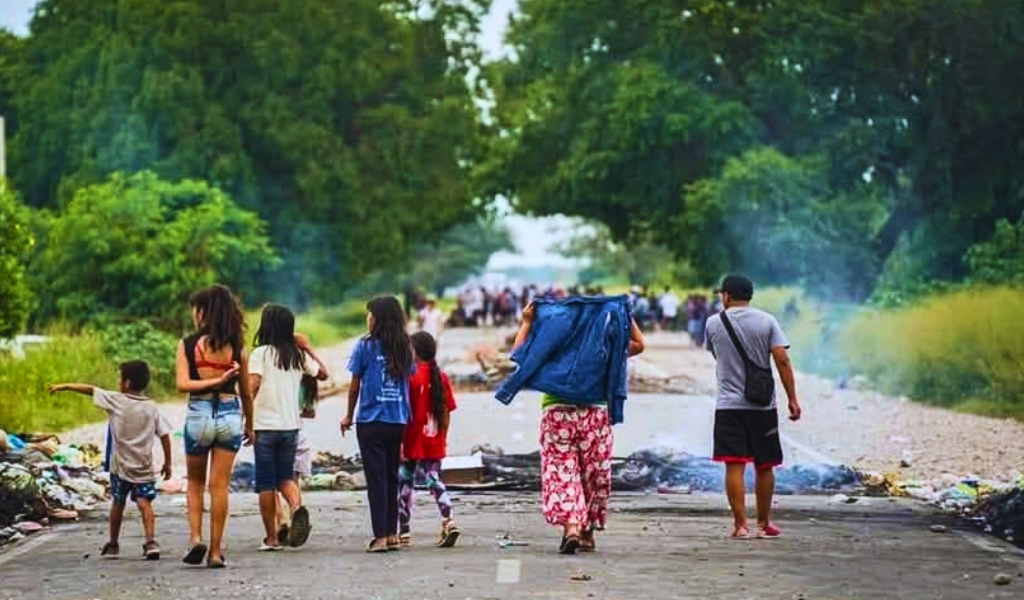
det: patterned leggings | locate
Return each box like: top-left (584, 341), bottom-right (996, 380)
top-left (539, 406), bottom-right (613, 529)
top-left (398, 459), bottom-right (453, 533)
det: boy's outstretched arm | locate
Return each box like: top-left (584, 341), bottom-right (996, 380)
top-left (48, 383), bottom-right (96, 396)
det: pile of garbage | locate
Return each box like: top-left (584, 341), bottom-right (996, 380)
top-left (476, 447), bottom-right (860, 494)
top-left (231, 452), bottom-right (366, 493)
top-left (860, 469), bottom-right (1024, 548)
top-left (1, 430), bottom-right (107, 545)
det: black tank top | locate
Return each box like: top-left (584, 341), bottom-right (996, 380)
top-left (182, 331), bottom-right (242, 396)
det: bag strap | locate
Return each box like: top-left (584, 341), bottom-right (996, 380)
top-left (719, 310), bottom-right (757, 369)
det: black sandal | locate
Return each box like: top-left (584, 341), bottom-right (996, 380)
top-left (206, 554), bottom-right (226, 569)
top-left (182, 543), bottom-right (207, 565)
top-left (559, 534), bottom-right (581, 555)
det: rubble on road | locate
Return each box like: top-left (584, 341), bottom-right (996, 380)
top-left (447, 345), bottom-right (710, 394)
top-left (1, 431), bottom-right (107, 546)
top-left (857, 468), bottom-right (1024, 549)
top-left (479, 448), bottom-right (860, 494)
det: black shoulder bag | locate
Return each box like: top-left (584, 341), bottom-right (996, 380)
top-left (719, 311), bottom-right (775, 406)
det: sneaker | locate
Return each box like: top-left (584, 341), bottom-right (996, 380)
top-left (100, 542), bottom-right (119, 559)
top-left (437, 520), bottom-right (461, 548)
top-left (757, 524), bottom-right (782, 539)
top-left (289, 506), bottom-right (311, 548)
top-left (143, 540), bottom-right (161, 560)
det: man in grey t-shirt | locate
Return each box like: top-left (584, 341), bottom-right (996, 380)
top-left (704, 275), bottom-right (802, 539)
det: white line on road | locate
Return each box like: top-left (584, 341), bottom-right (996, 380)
top-left (496, 558), bottom-right (522, 583)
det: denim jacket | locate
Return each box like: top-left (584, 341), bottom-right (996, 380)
top-left (495, 295), bottom-right (633, 424)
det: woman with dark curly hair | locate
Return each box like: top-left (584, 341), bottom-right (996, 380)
top-left (175, 284), bottom-right (253, 568)
top-left (341, 295), bottom-right (416, 553)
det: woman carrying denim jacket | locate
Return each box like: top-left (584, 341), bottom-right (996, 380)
top-left (511, 301), bottom-right (645, 554)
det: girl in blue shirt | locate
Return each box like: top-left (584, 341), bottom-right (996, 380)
top-left (341, 295), bottom-right (415, 552)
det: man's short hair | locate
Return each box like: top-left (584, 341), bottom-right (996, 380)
top-left (719, 274), bottom-right (754, 301)
top-left (119, 360), bottom-right (151, 392)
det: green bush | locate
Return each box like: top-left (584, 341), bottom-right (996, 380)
top-left (98, 321), bottom-right (178, 395)
top-left (31, 171), bottom-right (279, 330)
top-left (837, 286), bottom-right (1024, 419)
top-left (0, 182), bottom-right (35, 339)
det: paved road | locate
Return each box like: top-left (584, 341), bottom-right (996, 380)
top-left (1, 492), bottom-right (1021, 599)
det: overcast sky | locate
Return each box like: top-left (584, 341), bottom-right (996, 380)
top-left (0, 0), bottom-right (574, 269)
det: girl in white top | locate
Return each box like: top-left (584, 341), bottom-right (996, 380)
top-left (248, 304), bottom-right (327, 550)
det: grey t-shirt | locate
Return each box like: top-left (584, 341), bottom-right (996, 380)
top-left (93, 389), bottom-right (172, 482)
top-left (704, 307), bottom-right (790, 410)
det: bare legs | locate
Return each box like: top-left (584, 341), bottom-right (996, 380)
top-left (724, 463), bottom-right (775, 534)
top-left (185, 448), bottom-right (237, 561)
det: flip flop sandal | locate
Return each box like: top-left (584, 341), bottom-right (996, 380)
top-left (559, 534), bottom-right (581, 555)
top-left (289, 506), bottom-right (312, 548)
top-left (730, 528), bottom-right (751, 540)
top-left (437, 522), bottom-right (461, 548)
top-left (386, 538), bottom-right (401, 551)
top-left (757, 524), bottom-right (782, 539)
top-left (182, 543), bottom-right (207, 565)
top-left (100, 542), bottom-right (120, 559)
top-left (206, 555), bottom-right (226, 569)
top-left (259, 539), bottom-right (284, 552)
top-left (399, 533), bottom-right (412, 547)
top-left (365, 539), bottom-right (388, 554)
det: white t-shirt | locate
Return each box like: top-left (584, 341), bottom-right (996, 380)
top-left (420, 307), bottom-right (444, 338)
top-left (93, 389), bottom-right (172, 483)
top-left (660, 292), bottom-right (680, 318)
top-left (249, 346), bottom-right (320, 431)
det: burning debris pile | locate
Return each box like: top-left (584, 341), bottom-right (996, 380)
top-left (476, 447), bottom-right (860, 494)
top-left (1, 431), bottom-right (106, 545)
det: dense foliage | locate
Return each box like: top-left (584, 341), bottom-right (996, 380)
top-left (1, 0), bottom-right (490, 309)
top-left (481, 0), bottom-right (1024, 299)
top-left (31, 171), bottom-right (277, 330)
top-left (0, 183), bottom-right (34, 338)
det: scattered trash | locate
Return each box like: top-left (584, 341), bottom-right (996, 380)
top-left (928, 525), bottom-right (948, 533)
top-left (829, 494), bottom-right (858, 505)
top-left (496, 533), bottom-right (530, 548)
top-left (1, 434), bottom-right (104, 544)
top-left (993, 573), bottom-right (1013, 586)
top-left (570, 574), bottom-right (593, 582)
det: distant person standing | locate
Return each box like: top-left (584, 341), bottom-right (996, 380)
top-left (418, 297), bottom-right (445, 340)
top-left (659, 287), bottom-right (680, 331)
top-left (704, 275), bottom-right (801, 539)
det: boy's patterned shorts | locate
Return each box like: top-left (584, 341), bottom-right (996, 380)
top-left (110, 474), bottom-right (157, 507)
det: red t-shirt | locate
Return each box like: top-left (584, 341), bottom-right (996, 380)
top-left (402, 360), bottom-right (458, 460)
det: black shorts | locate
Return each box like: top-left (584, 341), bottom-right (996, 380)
top-left (713, 409), bottom-right (783, 471)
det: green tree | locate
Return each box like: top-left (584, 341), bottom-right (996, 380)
top-left (966, 212), bottom-right (1024, 285)
top-left (7, 0), bottom-right (489, 303)
top-left (0, 182), bottom-right (34, 338)
top-left (32, 171), bottom-right (278, 329)
top-left (407, 217), bottom-right (515, 298)
top-left (480, 0), bottom-right (1024, 298)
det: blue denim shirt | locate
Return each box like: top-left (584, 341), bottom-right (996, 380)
top-left (495, 295), bottom-right (633, 424)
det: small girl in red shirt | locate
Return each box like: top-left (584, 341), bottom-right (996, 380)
top-left (399, 331), bottom-right (459, 547)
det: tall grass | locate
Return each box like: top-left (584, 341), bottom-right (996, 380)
top-left (0, 334), bottom-right (117, 434)
top-left (837, 286), bottom-right (1024, 419)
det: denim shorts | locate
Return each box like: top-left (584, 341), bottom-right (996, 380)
top-left (110, 474), bottom-right (157, 507)
top-left (254, 430), bottom-right (299, 493)
top-left (183, 397), bottom-right (244, 455)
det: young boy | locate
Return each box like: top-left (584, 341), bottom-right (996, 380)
top-left (50, 360), bottom-right (173, 560)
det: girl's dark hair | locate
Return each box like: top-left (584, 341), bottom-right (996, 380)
top-left (411, 331), bottom-right (449, 430)
top-left (366, 295), bottom-right (413, 381)
top-left (189, 284), bottom-right (245, 354)
top-left (254, 303), bottom-right (304, 370)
